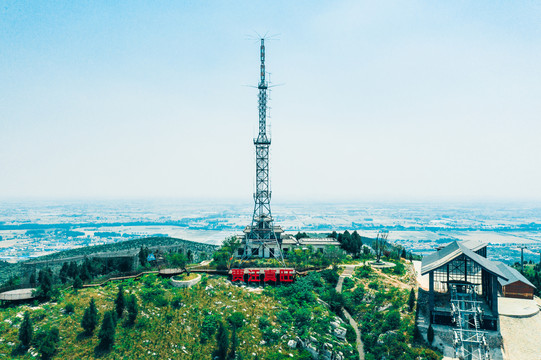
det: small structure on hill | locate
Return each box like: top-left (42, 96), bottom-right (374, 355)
top-left (494, 261), bottom-right (536, 299)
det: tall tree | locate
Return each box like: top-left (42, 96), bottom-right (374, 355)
top-left (408, 288), bottom-right (416, 312)
top-left (35, 269), bottom-right (53, 299)
top-left (29, 270), bottom-right (36, 285)
top-left (114, 285), bottom-right (125, 319)
top-left (67, 261), bottom-right (78, 279)
top-left (214, 320), bottom-right (229, 360)
top-left (98, 311), bottom-right (116, 351)
top-left (59, 262), bottom-right (69, 284)
top-left (73, 276), bottom-right (83, 290)
top-left (139, 246), bottom-right (149, 266)
top-left (18, 311), bottom-right (33, 350)
top-left (81, 298), bottom-right (99, 335)
top-left (126, 294), bottom-right (138, 325)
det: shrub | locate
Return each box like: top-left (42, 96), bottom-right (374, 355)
top-left (345, 323), bottom-right (356, 343)
top-left (384, 310), bottom-right (401, 331)
top-left (200, 314), bottom-right (219, 343)
top-left (276, 310), bottom-right (293, 324)
top-left (393, 262), bottom-right (405, 276)
top-left (368, 281), bottom-right (379, 290)
top-left (293, 307), bottom-right (311, 328)
top-left (171, 295), bottom-right (183, 309)
top-left (35, 327), bottom-right (60, 360)
top-left (342, 277), bottom-right (355, 291)
top-left (228, 312), bottom-right (245, 329)
top-left (320, 268), bottom-right (339, 287)
top-left (64, 303), bottom-right (75, 315)
top-left (258, 316), bottom-right (271, 330)
top-left (356, 265), bottom-right (372, 279)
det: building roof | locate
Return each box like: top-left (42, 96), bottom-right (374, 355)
top-left (421, 241), bottom-right (508, 280)
top-left (493, 261), bottom-right (536, 289)
top-left (281, 237), bottom-right (341, 246)
top-left (436, 240), bottom-right (486, 252)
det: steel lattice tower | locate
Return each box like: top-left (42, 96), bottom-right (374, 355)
top-left (243, 38), bottom-right (284, 262)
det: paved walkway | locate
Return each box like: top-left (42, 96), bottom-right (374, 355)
top-left (336, 264), bottom-right (365, 360)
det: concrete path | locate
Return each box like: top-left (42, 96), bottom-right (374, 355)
top-left (336, 264), bottom-right (365, 360)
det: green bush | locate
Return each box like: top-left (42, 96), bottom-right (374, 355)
top-left (276, 310), bottom-right (293, 324)
top-left (345, 323), bottom-right (356, 343)
top-left (200, 314), bottom-right (219, 343)
top-left (64, 303), bottom-right (74, 315)
top-left (342, 277), bottom-right (355, 291)
top-left (35, 327), bottom-right (60, 360)
top-left (393, 262), bottom-right (405, 276)
top-left (355, 265), bottom-right (372, 279)
top-left (171, 295), bottom-right (183, 309)
top-left (228, 312), bottom-right (245, 329)
top-left (258, 315), bottom-right (271, 330)
top-left (293, 307), bottom-right (311, 328)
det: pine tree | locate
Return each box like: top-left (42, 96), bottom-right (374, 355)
top-left (139, 246), bottom-right (149, 266)
top-left (36, 269), bottom-right (53, 299)
top-left (114, 285), bottom-right (125, 319)
top-left (67, 261), bottom-right (78, 279)
top-left (229, 326), bottom-right (238, 360)
top-left (73, 276), bottom-right (83, 290)
top-left (98, 311), bottom-right (116, 351)
top-left (81, 298), bottom-right (99, 335)
top-left (427, 324), bottom-right (434, 344)
top-left (214, 320), bottom-right (229, 360)
top-left (408, 288), bottom-right (416, 312)
top-left (126, 294), bottom-right (138, 325)
top-left (18, 311), bottom-right (33, 349)
top-left (29, 270), bottom-right (36, 285)
top-left (36, 327), bottom-right (60, 360)
top-left (59, 262), bottom-right (69, 284)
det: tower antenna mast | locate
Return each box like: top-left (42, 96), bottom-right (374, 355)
top-left (242, 38), bottom-right (284, 264)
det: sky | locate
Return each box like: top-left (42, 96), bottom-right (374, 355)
top-left (1, 1), bottom-right (541, 203)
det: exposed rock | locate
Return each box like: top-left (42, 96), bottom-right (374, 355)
top-left (333, 327), bottom-right (347, 340)
top-left (287, 340), bottom-right (297, 348)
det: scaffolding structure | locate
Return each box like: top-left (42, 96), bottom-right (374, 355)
top-left (450, 283), bottom-right (491, 360)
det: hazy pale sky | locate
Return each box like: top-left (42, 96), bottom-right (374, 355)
top-left (1, 1), bottom-right (540, 202)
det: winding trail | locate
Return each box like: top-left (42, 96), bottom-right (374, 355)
top-left (336, 264), bottom-right (365, 360)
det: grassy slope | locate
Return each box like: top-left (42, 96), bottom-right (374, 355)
top-left (1, 274), bottom-right (337, 359)
top-left (344, 261), bottom-right (442, 360)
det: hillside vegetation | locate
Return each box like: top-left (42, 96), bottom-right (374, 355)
top-left (1, 271), bottom-right (358, 359)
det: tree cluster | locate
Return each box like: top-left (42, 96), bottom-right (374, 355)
top-left (331, 230), bottom-right (364, 257)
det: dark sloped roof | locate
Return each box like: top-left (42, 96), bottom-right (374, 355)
top-left (436, 240), bottom-right (486, 252)
top-left (493, 261), bottom-right (536, 289)
top-left (421, 241), bottom-right (508, 280)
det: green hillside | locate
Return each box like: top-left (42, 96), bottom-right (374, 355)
top-left (0, 271), bottom-right (359, 359)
